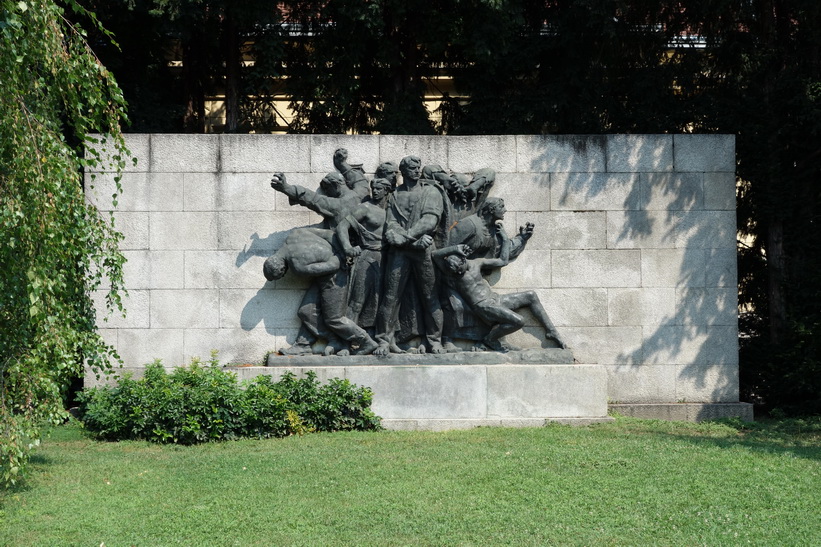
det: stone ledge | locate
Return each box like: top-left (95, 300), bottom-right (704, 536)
top-left (265, 347), bottom-right (576, 367)
top-left (383, 417), bottom-right (615, 431)
top-left (247, 362), bottom-right (609, 427)
top-left (609, 402), bottom-right (754, 422)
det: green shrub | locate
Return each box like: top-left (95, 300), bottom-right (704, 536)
top-left (273, 371), bottom-right (382, 432)
top-left (76, 360), bottom-right (381, 444)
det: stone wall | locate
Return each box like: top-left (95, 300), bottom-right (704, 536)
top-left (86, 134), bottom-right (738, 405)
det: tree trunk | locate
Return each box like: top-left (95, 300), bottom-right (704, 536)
top-left (223, 7), bottom-right (240, 133)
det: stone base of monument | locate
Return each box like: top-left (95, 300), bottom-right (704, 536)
top-left (228, 348), bottom-right (613, 431)
top-left (609, 403), bottom-right (754, 422)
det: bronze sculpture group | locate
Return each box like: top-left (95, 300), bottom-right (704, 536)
top-left (264, 149), bottom-right (566, 356)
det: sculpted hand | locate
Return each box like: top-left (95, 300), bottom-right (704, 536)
top-left (412, 234), bottom-right (433, 249)
top-left (270, 172), bottom-right (287, 191)
top-left (386, 229), bottom-right (410, 246)
top-left (456, 244), bottom-right (472, 257)
top-left (519, 222), bottom-right (535, 240)
top-left (333, 148), bottom-right (348, 170)
top-left (345, 245), bottom-right (362, 258)
top-left (494, 220), bottom-right (505, 232)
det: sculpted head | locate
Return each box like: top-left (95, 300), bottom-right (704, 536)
top-left (370, 177), bottom-right (392, 201)
top-left (376, 161), bottom-right (399, 187)
top-left (320, 172), bottom-right (345, 197)
top-left (263, 255), bottom-right (288, 281)
top-left (480, 197), bottom-right (506, 220)
top-left (399, 155), bottom-right (422, 183)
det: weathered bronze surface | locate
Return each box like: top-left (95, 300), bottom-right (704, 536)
top-left (266, 148), bottom-right (565, 356)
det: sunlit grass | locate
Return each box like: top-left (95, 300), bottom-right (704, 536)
top-left (2, 417), bottom-right (819, 545)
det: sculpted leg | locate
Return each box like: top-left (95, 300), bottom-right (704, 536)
top-left (500, 291), bottom-right (566, 349)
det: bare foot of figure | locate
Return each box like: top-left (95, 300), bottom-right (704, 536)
top-left (353, 338), bottom-right (379, 355)
top-left (280, 340), bottom-right (312, 355)
top-left (428, 341), bottom-right (446, 354)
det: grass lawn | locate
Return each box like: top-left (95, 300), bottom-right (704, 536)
top-left (1, 417), bottom-right (819, 546)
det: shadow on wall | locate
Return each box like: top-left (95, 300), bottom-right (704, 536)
top-left (237, 226), bottom-right (317, 334)
top-left (531, 135), bottom-right (738, 404)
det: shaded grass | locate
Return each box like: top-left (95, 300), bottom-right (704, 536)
top-left (1, 417), bottom-right (819, 545)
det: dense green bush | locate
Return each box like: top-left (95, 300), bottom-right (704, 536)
top-left (77, 360), bottom-right (381, 443)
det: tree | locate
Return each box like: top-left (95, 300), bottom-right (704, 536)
top-left (0, 0), bottom-right (129, 486)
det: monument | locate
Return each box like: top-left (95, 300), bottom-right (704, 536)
top-left (85, 133), bottom-right (751, 427)
top-left (266, 148), bottom-right (564, 357)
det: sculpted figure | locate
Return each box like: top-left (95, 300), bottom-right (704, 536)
top-left (333, 148), bottom-right (370, 200)
top-left (336, 177), bottom-right (392, 328)
top-left (376, 161), bottom-right (400, 190)
top-left (433, 229), bottom-right (566, 352)
top-left (374, 155), bottom-right (446, 355)
top-left (263, 228), bottom-right (378, 356)
top-left (270, 171), bottom-right (363, 355)
top-left (448, 197), bottom-right (534, 260)
top-left (271, 171), bottom-right (361, 229)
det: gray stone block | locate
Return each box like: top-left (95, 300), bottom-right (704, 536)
top-left (639, 325), bottom-right (709, 365)
top-left (604, 364), bottom-right (677, 403)
top-left (640, 172), bottom-right (703, 211)
top-left (641, 249), bottom-right (706, 288)
top-left (675, 288), bottom-right (738, 326)
top-left (551, 173), bottom-right (641, 211)
top-left (522, 211), bottom-right (607, 250)
top-left (379, 135), bottom-right (449, 168)
top-left (122, 250), bottom-right (184, 290)
top-left (110, 211), bottom-right (150, 250)
top-left (674, 134), bottom-right (735, 172)
top-left (488, 249), bottom-right (551, 290)
top-left (560, 326), bottom-right (643, 365)
top-left (219, 288), bottom-right (303, 330)
top-left (216, 211), bottom-right (312, 253)
top-left (150, 289), bottom-right (220, 329)
top-left (345, 365), bottom-right (488, 419)
top-left (607, 288), bottom-right (676, 326)
top-left (703, 172), bottom-right (736, 210)
top-left (705, 326), bottom-right (739, 366)
top-left (606, 210), bottom-right (677, 249)
top-left (87, 172), bottom-right (183, 212)
top-left (606, 134), bottom-right (673, 173)
top-left (150, 211), bottom-right (219, 250)
top-left (533, 288), bottom-right (608, 327)
top-left (210, 173), bottom-right (278, 212)
top-left (183, 328), bottom-right (281, 365)
top-left (609, 402), bottom-right (753, 422)
top-left (489, 173), bottom-right (551, 212)
top-left (220, 134), bottom-right (311, 173)
top-left (675, 363), bottom-right (739, 402)
top-left (517, 135), bottom-right (607, 173)
top-left (184, 250), bottom-right (270, 289)
top-left (487, 364), bottom-right (607, 418)
top-left (705, 248), bottom-right (737, 288)
top-left (675, 211), bottom-right (737, 249)
top-left (182, 172), bottom-right (221, 211)
top-left (310, 135), bottom-right (380, 174)
top-left (552, 250), bottom-right (641, 288)
top-left (447, 136), bottom-right (517, 173)
top-left (117, 329), bottom-right (185, 367)
top-left (85, 134), bottom-right (149, 173)
top-left (93, 289), bottom-right (150, 329)
top-left (150, 134), bottom-right (219, 173)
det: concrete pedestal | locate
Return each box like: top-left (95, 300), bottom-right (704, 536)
top-left (225, 349), bottom-right (611, 430)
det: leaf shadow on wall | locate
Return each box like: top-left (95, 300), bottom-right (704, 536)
top-left (530, 136), bottom-right (738, 410)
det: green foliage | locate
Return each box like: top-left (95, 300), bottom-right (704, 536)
top-left (273, 371), bottom-right (382, 432)
top-left (76, 361), bottom-right (381, 443)
top-left (0, 0), bottom-right (129, 487)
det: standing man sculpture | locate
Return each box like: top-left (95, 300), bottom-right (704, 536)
top-left (374, 156), bottom-right (447, 355)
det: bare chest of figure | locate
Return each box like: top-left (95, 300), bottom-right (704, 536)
top-left (394, 187), bottom-right (422, 219)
